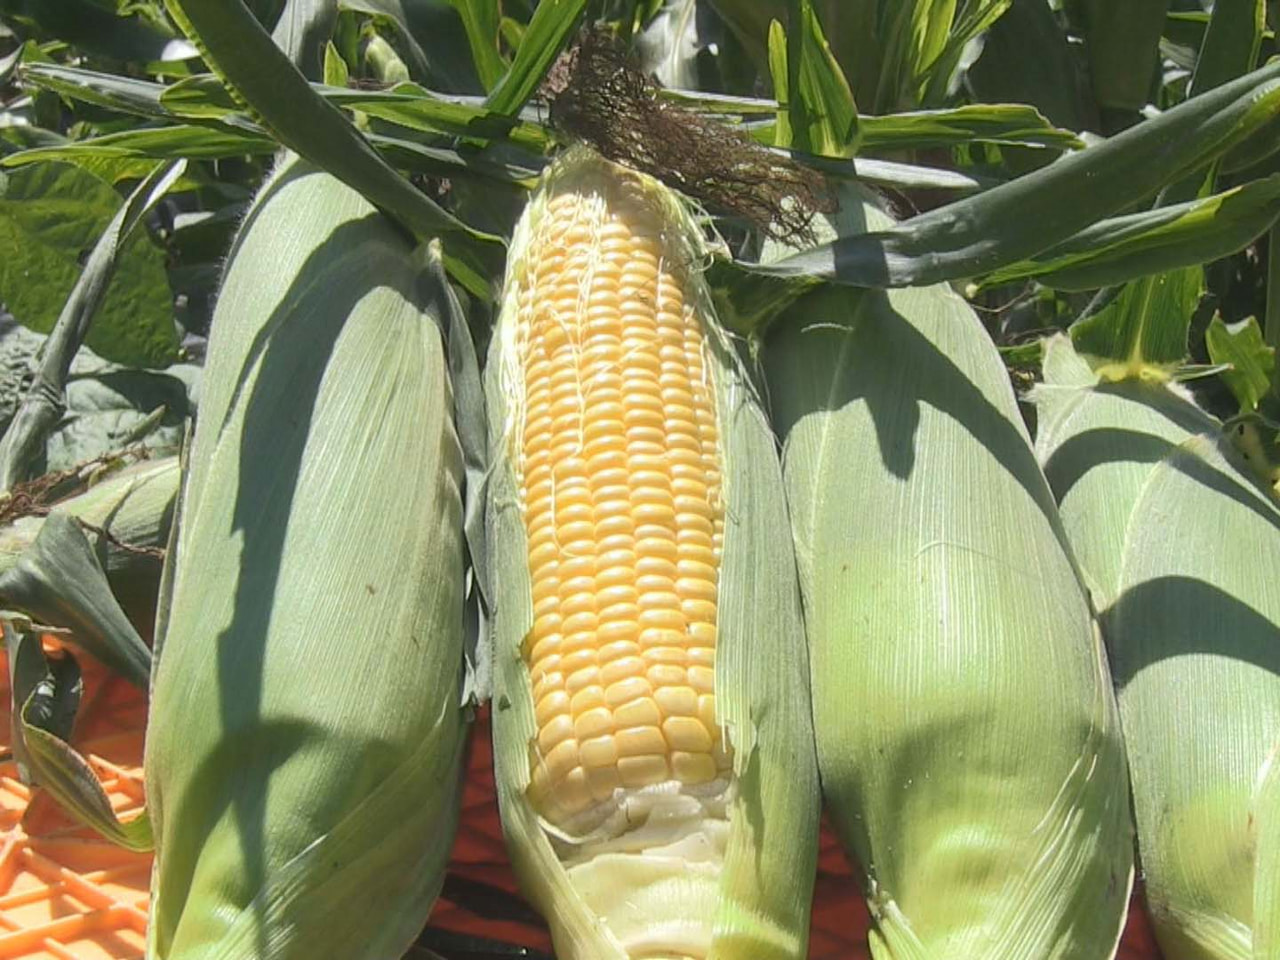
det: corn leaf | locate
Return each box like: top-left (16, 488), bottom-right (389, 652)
top-left (444, 0), bottom-right (505, 91)
top-left (1, 0), bottom-right (195, 63)
top-left (0, 512), bottom-right (151, 686)
top-left (270, 0), bottom-right (336, 80)
top-left (1206, 315), bottom-right (1275, 413)
top-left (977, 174), bottom-right (1280, 292)
top-left (966, 0), bottom-right (1087, 132)
top-left (918, 0), bottom-right (1012, 107)
top-left (1188, 0), bottom-right (1265, 98)
top-left (161, 0), bottom-right (503, 300)
top-left (860, 103), bottom-right (1079, 150)
top-left (484, 0), bottom-right (587, 117)
top-left (0, 125), bottom-right (277, 163)
top-left (769, 0), bottom-right (858, 158)
top-left (1069, 269), bottom-right (1204, 376)
top-left (747, 60), bottom-right (1280, 288)
top-left (1076, 0), bottom-right (1169, 111)
top-left (4, 624), bottom-right (155, 850)
top-left (766, 196), bottom-right (1133, 958)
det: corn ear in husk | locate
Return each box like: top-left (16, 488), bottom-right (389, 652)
top-left (144, 155), bottom-right (468, 960)
top-left (484, 147), bottom-right (820, 959)
top-left (1035, 335), bottom-right (1280, 960)
top-left (763, 193), bottom-right (1134, 959)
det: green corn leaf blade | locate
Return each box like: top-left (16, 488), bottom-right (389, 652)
top-left (6, 618), bottom-right (80, 782)
top-left (329, 84), bottom-right (550, 151)
top-left (1188, 0), bottom-right (1265, 98)
top-left (0, 512), bottom-right (151, 687)
top-left (22, 62), bottom-right (175, 121)
top-left (323, 38), bottom-right (349, 86)
top-left (767, 19), bottom-right (792, 146)
top-left (2, 0), bottom-right (195, 63)
top-left (0, 124), bottom-right (275, 163)
top-left (859, 103), bottom-right (1080, 151)
top-left (162, 0), bottom-right (503, 300)
top-left (1160, 0), bottom-right (1264, 208)
top-left (1069, 269), bottom-right (1204, 369)
top-left (977, 174), bottom-right (1280, 292)
top-left (765, 195), bottom-right (1133, 957)
top-left (1206, 315), bottom-right (1276, 413)
top-left (745, 60), bottom-right (1280, 289)
top-left (157, 72), bottom-right (551, 151)
top-left (1076, 0), bottom-right (1170, 112)
top-left (445, 0), bottom-right (505, 92)
top-left (781, 0), bottom-right (858, 158)
top-left (693, 100), bottom-right (1079, 152)
top-left (1256, 743), bottom-right (1280, 959)
top-left (0, 161), bottom-right (180, 368)
top-left (2, 109), bottom-right (535, 184)
top-left (1111, 435), bottom-right (1280, 959)
top-left (1269, 222), bottom-right (1280, 351)
top-left (271, 0), bottom-right (337, 79)
top-left (3, 624), bottom-right (155, 850)
top-left (484, 0), bottom-right (587, 117)
top-left (967, 0), bottom-right (1088, 133)
top-left (918, 0), bottom-right (1012, 107)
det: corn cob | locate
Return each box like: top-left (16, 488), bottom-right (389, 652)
top-left (144, 155), bottom-right (468, 959)
top-left (1035, 334), bottom-right (1280, 960)
top-left (763, 190), bottom-right (1134, 959)
top-left (485, 146), bottom-right (819, 959)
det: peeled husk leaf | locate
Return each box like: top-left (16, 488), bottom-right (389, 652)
top-left (0, 455), bottom-right (179, 640)
top-left (1035, 336), bottom-right (1280, 960)
top-left (764, 192), bottom-right (1134, 959)
top-left (484, 147), bottom-right (820, 959)
top-left (144, 155), bottom-right (468, 960)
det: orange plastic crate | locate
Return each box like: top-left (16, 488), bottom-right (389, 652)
top-left (0, 655), bottom-right (1162, 960)
top-left (0, 648), bottom-right (150, 960)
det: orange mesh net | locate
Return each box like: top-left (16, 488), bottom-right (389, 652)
top-left (0, 653), bottom-right (1162, 959)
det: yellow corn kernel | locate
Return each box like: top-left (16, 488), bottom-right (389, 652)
top-left (512, 182), bottom-right (727, 826)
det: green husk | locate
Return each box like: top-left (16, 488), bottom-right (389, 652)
top-left (1255, 743), bottom-right (1280, 958)
top-left (0, 456), bottom-right (178, 644)
top-left (144, 155), bottom-right (468, 960)
top-left (1035, 336), bottom-right (1280, 960)
top-left (764, 193), bottom-right (1133, 959)
top-left (484, 147), bottom-right (820, 959)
